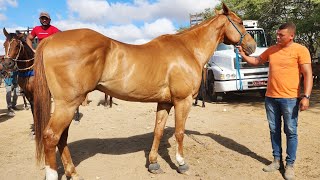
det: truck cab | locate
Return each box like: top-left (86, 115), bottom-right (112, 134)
top-left (206, 20), bottom-right (269, 101)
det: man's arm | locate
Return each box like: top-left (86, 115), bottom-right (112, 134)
top-left (236, 46), bottom-right (265, 66)
top-left (26, 34), bottom-right (36, 52)
top-left (299, 63), bottom-right (313, 111)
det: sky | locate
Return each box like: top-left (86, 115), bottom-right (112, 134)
top-left (0, 0), bottom-right (220, 55)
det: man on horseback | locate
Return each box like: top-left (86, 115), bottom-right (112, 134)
top-left (26, 12), bottom-right (60, 51)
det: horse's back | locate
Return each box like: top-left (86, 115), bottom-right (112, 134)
top-left (38, 28), bottom-right (202, 102)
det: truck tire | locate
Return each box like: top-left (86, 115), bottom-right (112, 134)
top-left (206, 71), bottom-right (218, 101)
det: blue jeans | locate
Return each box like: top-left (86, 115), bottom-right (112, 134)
top-left (265, 97), bottom-right (299, 165)
top-left (5, 84), bottom-right (19, 109)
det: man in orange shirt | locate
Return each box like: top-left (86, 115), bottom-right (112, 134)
top-left (237, 22), bottom-right (313, 180)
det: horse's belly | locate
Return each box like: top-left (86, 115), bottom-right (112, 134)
top-left (97, 84), bottom-right (171, 102)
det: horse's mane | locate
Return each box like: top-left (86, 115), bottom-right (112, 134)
top-left (176, 13), bottom-right (219, 35)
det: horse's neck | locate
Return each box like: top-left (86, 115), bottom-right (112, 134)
top-left (20, 44), bottom-right (34, 60)
top-left (179, 16), bottom-right (225, 68)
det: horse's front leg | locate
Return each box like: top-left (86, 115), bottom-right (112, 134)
top-left (43, 103), bottom-right (79, 180)
top-left (173, 95), bottom-right (192, 173)
top-left (148, 103), bottom-right (172, 174)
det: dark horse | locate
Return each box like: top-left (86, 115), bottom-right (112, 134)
top-left (2, 4), bottom-right (256, 179)
top-left (2, 28), bottom-right (35, 114)
top-left (193, 67), bottom-right (208, 107)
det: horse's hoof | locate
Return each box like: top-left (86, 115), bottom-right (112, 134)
top-left (148, 163), bottom-right (163, 174)
top-left (66, 174), bottom-right (84, 180)
top-left (178, 164), bottom-right (189, 174)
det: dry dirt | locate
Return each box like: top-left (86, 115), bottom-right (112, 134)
top-left (0, 86), bottom-right (319, 180)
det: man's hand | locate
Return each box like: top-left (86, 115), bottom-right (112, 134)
top-left (299, 98), bottom-right (310, 111)
top-left (236, 46), bottom-right (245, 56)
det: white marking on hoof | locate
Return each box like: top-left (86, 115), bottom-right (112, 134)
top-left (45, 166), bottom-right (58, 180)
top-left (176, 152), bottom-right (185, 166)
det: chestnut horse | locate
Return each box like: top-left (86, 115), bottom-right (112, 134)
top-left (31, 4), bottom-right (256, 179)
top-left (2, 28), bottom-right (35, 114)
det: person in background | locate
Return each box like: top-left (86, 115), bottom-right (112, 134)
top-left (237, 22), bottom-right (313, 180)
top-left (4, 70), bottom-right (19, 117)
top-left (26, 11), bottom-right (60, 51)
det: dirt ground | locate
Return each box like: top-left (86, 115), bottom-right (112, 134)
top-left (0, 85), bottom-right (319, 180)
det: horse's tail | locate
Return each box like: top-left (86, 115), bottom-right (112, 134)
top-left (33, 38), bottom-right (51, 165)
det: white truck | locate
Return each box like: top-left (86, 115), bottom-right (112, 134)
top-left (206, 20), bottom-right (269, 101)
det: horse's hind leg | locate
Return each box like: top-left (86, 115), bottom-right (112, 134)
top-left (22, 93), bottom-right (30, 110)
top-left (57, 126), bottom-right (81, 179)
top-left (43, 102), bottom-right (80, 180)
top-left (173, 96), bottom-right (192, 173)
top-left (148, 103), bottom-right (172, 173)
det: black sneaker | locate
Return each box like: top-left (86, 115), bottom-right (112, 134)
top-left (12, 106), bottom-right (21, 111)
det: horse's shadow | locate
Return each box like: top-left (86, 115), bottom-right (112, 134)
top-left (57, 127), bottom-right (270, 176)
top-left (186, 129), bottom-right (271, 165)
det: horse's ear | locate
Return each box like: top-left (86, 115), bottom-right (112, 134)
top-left (222, 2), bottom-right (230, 15)
top-left (3, 28), bottom-right (9, 38)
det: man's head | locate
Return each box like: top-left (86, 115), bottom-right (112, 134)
top-left (39, 12), bottom-right (51, 27)
top-left (276, 22), bottom-right (296, 47)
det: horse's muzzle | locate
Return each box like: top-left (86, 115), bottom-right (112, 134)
top-left (2, 58), bottom-right (16, 70)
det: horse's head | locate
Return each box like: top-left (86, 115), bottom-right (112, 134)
top-left (2, 28), bottom-right (25, 70)
top-left (217, 3), bottom-right (256, 55)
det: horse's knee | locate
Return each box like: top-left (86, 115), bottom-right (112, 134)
top-left (43, 128), bottom-right (60, 148)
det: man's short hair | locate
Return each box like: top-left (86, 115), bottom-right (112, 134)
top-left (279, 22), bottom-right (296, 34)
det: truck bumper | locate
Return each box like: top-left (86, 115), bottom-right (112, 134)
top-left (214, 78), bottom-right (268, 92)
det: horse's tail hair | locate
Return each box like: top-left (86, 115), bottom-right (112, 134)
top-left (33, 38), bottom-right (51, 165)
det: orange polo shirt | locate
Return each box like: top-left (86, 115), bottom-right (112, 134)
top-left (260, 43), bottom-right (311, 98)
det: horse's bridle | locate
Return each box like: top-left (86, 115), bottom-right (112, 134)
top-left (4, 38), bottom-right (34, 71)
top-left (226, 16), bottom-right (248, 46)
top-left (4, 38), bottom-right (22, 60)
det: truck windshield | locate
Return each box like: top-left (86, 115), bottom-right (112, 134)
top-left (247, 30), bottom-right (267, 48)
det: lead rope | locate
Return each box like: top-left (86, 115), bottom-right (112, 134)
top-left (235, 47), bottom-right (243, 91)
top-left (226, 16), bottom-right (247, 91)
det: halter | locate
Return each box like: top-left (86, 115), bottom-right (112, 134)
top-left (226, 16), bottom-right (248, 46)
top-left (4, 38), bottom-right (35, 71)
top-left (4, 38), bottom-right (23, 60)
top-left (226, 15), bottom-right (247, 91)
